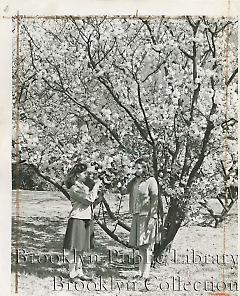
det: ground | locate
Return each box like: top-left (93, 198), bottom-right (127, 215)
top-left (11, 190), bottom-right (238, 296)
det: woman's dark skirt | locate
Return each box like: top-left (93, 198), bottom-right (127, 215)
top-left (63, 218), bottom-right (94, 252)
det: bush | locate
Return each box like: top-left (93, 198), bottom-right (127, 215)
top-left (12, 162), bottom-right (52, 191)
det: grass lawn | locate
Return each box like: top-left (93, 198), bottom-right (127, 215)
top-left (11, 190), bottom-right (238, 296)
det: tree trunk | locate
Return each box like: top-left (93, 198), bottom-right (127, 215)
top-left (153, 198), bottom-right (183, 260)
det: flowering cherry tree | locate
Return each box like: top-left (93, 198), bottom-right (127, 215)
top-left (12, 16), bottom-right (238, 257)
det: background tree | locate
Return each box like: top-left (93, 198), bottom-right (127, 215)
top-left (12, 16), bottom-right (238, 258)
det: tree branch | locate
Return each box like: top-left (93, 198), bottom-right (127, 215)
top-left (140, 18), bottom-right (157, 45)
top-left (187, 115), bottom-right (215, 187)
top-left (63, 91), bottom-right (127, 151)
top-left (28, 163), bottom-right (70, 199)
top-left (135, 80), bottom-right (155, 145)
top-left (226, 68), bottom-right (238, 86)
top-left (84, 34), bottom-right (151, 145)
top-left (102, 197), bottom-right (131, 232)
top-left (97, 76), bottom-right (151, 145)
top-left (179, 48), bottom-right (193, 60)
top-left (142, 52), bottom-right (170, 83)
top-left (198, 201), bottom-right (218, 220)
top-left (94, 216), bottom-right (134, 249)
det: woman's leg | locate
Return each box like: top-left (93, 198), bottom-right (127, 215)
top-left (76, 251), bottom-right (84, 276)
top-left (138, 247), bottom-right (145, 276)
top-left (66, 250), bottom-right (77, 279)
top-left (141, 244), bottom-right (153, 279)
top-left (75, 251), bottom-right (93, 281)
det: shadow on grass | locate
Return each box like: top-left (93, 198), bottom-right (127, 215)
top-left (12, 216), bottom-right (137, 280)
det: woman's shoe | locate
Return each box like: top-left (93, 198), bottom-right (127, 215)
top-left (69, 277), bottom-right (81, 284)
top-left (69, 274), bottom-right (93, 282)
top-left (77, 274), bottom-right (93, 281)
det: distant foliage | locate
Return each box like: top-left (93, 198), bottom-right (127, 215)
top-left (12, 162), bottom-right (53, 190)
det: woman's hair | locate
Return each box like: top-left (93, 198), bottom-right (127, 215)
top-left (134, 157), bottom-right (152, 178)
top-left (64, 163), bottom-right (88, 189)
top-left (84, 175), bottom-right (95, 191)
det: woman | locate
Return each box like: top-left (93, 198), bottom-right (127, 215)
top-left (127, 158), bottom-right (158, 280)
top-left (63, 162), bottom-right (102, 282)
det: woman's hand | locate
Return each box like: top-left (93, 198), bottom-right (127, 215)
top-left (92, 196), bottom-right (103, 208)
top-left (95, 178), bottom-right (103, 188)
top-left (144, 215), bottom-right (155, 234)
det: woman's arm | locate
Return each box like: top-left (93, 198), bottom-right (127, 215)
top-left (120, 177), bottom-right (135, 195)
top-left (69, 185), bottom-right (92, 206)
top-left (88, 179), bottom-right (102, 202)
top-left (92, 189), bottom-right (104, 208)
top-left (70, 180), bottom-right (102, 206)
top-left (149, 180), bottom-right (158, 218)
top-left (145, 177), bottom-right (158, 231)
